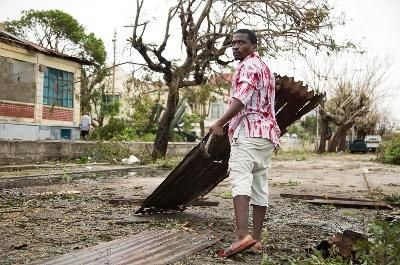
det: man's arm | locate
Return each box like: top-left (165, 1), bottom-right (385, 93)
top-left (209, 98), bottom-right (244, 135)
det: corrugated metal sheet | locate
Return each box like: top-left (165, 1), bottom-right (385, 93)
top-left (28, 229), bottom-right (219, 265)
top-left (137, 76), bottom-right (324, 214)
top-left (0, 29), bottom-right (90, 64)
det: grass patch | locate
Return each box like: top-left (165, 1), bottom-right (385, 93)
top-left (382, 193), bottom-right (400, 206)
top-left (217, 190), bottom-right (233, 199)
top-left (272, 179), bottom-right (301, 187)
top-left (341, 210), bottom-right (356, 217)
top-left (97, 234), bottom-right (113, 242)
top-left (88, 141), bottom-right (131, 163)
top-left (153, 156), bottom-right (183, 169)
top-left (147, 219), bottom-right (185, 229)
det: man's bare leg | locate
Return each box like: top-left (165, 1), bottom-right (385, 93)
top-left (252, 205), bottom-right (266, 242)
top-left (233, 195), bottom-right (251, 240)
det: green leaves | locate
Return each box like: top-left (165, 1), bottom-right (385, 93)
top-left (378, 134), bottom-right (400, 165)
top-left (4, 9), bottom-right (106, 65)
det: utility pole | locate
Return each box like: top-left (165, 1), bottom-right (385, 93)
top-left (112, 29), bottom-right (117, 99)
top-left (316, 105), bottom-right (319, 151)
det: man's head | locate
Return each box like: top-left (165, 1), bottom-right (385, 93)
top-left (231, 29), bottom-right (257, 61)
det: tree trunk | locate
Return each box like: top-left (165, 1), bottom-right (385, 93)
top-left (152, 82), bottom-right (179, 159)
top-left (317, 107), bottom-right (329, 153)
top-left (200, 120), bottom-right (205, 137)
top-left (328, 122), bottom-right (353, 152)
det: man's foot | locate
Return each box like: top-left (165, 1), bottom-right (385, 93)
top-left (217, 235), bottom-right (257, 257)
top-left (250, 242), bottom-right (263, 254)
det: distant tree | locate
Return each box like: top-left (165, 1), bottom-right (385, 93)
top-left (354, 111), bottom-right (380, 139)
top-left (130, 0), bottom-right (352, 158)
top-left (5, 9), bottom-right (110, 126)
top-left (303, 55), bottom-right (389, 152)
top-left (183, 73), bottom-right (231, 137)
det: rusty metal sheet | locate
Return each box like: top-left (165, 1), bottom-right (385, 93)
top-left (0, 30), bottom-right (90, 64)
top-left (28, 229), bottom-right (219, 265)
top-left (137, 75), bottom-right (324, 214)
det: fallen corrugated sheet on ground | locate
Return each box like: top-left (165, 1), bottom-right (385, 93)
top-left (137, 76), bottom-right (324, 214)
top-left (28, 229), bottom-right (219, 265)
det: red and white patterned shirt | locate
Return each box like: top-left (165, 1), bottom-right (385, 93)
top-left (229, 51), bottom-right (280, 145)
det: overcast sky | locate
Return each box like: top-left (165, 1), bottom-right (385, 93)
top-left (1, 0), bottom-right (399, 122)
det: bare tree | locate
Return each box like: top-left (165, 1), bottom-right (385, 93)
top-left (130, 0), bottom-right (351, 158)
top-left (302, 54), bottom-right (391, 152)
top-left (326, 57), bottom-right (389, 152)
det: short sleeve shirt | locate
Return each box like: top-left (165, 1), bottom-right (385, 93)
top-left (229, 52), bottom-right (280, 145)
top-left (80, 115), bottom-right (91, 131)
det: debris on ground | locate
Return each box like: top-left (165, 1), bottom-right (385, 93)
top-left (27, 229), bottom-right (220, 265)
top-left (313, 230), bottom-right (368, 261)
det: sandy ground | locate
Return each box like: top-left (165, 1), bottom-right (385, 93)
top-left (0, 153), bottom-right (399, 264)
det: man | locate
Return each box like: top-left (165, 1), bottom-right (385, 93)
top-left (209, 29), bottom-right (280, 257)
top-left (79, 112), bottom-right (91, 140)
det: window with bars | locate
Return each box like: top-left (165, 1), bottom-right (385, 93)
top-left (43, 67), bottom-right (74, 108)
top-left (210, 101), bottom-right (224, 119)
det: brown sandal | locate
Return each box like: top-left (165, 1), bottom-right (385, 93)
top-left (217, 235), bottom-right (257, 257)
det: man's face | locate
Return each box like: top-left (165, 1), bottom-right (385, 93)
top-left (231, 33), bottom-right (255, 61)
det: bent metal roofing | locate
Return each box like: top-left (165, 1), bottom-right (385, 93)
top-left (28, 229), bottom-right (220, 265)
top-left (0, 29), bottom-right (91, 65)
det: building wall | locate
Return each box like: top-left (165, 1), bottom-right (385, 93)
top-left (0, 42), bottom-right (82, 140)
top-left (0, 140), bottom-right (197, 165)
top-left (0, 56), bottom-right (36, 103)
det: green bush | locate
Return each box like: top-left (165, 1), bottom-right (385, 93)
top-left (358, 220), bottom-right (400, 265)
top-left (377, 134), bottom-right (400, 165)
top-left (89, 118), bottom-right (156, 141)
top-left (89, 118), bottom-right (128, 140)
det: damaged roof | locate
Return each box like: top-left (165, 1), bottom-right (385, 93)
top-left (0, 29), bottom-right (91, 65)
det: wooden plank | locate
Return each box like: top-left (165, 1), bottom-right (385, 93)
top-left (280, 193), bottom-right (378, 202)
top-left (305, 199), bottom-right (392, 210)
top-left (190, 199), bottom-right (219, 207)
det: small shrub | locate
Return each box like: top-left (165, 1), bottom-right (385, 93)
top-left (377, 134), bottom-right (400, 165)
top-left (88, 141), bottom-right (131, 163)
top-left (383, 193), bottom-right (400, 206)
top-left (358, 220), bottom-right (400, 265)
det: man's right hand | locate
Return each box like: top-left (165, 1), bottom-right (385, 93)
top-left (209, 122), bottom-right (224, 136)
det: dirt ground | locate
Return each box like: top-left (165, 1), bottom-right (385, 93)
top-left (0, 153), bottom-right (399, 265)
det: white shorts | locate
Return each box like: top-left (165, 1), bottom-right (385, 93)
top-left (229, 126), bottom-right (274, 206)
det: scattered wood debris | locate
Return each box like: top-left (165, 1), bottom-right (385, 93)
top-left (280, 193), bottom-right (392, 210)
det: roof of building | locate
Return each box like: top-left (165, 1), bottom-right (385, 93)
top-left (0, 29), bottom-right (91, 65)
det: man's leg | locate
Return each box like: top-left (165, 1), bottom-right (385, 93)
top-left (233, 195), bottom-right (250, 240)
top-left (252, 205), bottom-right (266, 242)
top-left (249, 139), bottom-right (274, 243)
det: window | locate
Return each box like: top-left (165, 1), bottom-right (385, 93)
top-left (43, 67), bottom-right (74, 108)
top-left (210, 101), bottom-right (224, 119)
top-left (103, 94), bottom-right (121, 105)
top-left (102, 94), bottom-right (121, 113)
